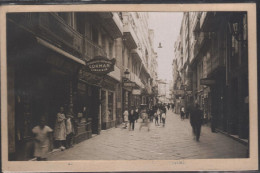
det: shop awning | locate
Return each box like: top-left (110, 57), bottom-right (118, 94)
top-left (36, 37), bottom-right (86, 65)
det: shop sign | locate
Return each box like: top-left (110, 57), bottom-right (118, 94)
top-left (85, 56), bottom-right (116, 75)
top-left (132, 89), bottom-right (141, 95)
top-left (123, 82), bottom-right (136, 87)
top-left (186, 91), bottom-right (192, 95)
top-left (174, 90), bottom-right (184, 95)
top-left (200, 78), bottom-right (216, 85)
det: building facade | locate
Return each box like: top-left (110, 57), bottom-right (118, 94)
top-left (7, 12), bottom-right (158, 160)
top-left (173, 12), bottom-right (249, 140)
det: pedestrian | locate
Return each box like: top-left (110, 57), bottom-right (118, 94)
top-left (167, 104), bottom-right (170, 110)
top-left (135, 108), bottom-right (139, 123)
top-left (172, 103), bottom-right (175, 112)
top-left (54, 106), bottom-right (67, 150)
top-left (190, 102), bottom-right (203, 141)
top-left (66, 107), bottom-right (75, 148)
top-left (154, 111), bottom-right (159, 126)
top-left (32, 117), bottom-right (53, 161)
top-left (139, 109), bottom-right (150, 131)
top-left (129, 109), bottom-right (135, 131)
top-left (159, 108), bottom-right (163, 123)
top-left (148, 108), bottom-right (154, 122)
top-left (156, 108), bottom-right (161, 125)
top-left (180, 106), bottom-right (185, 120)
top-left (162, 112), bottom-right (166, 127)
top-left (123, 109), bottom-right (129, 128)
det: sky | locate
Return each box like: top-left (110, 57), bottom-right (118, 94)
top-left (148, 12), bottom-right (183, 81)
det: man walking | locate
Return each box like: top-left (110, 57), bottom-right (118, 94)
top-left (129, 109), bottom-right (135, 131)
top-left (190, 101), bottom-right (203, 141)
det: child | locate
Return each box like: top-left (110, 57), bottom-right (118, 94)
top-left (32, 117), bottom-right (53, 161)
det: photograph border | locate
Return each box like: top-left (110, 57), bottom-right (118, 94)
top-left (1, 3), bottom-right (258, 172)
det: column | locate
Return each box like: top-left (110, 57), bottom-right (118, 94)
top-left (8, 64), bottom-right (15, 158)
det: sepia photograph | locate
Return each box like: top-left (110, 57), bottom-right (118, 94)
top-left (1, 3), bottom-right (258, 172)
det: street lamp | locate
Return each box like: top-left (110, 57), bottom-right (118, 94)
top-left (158, 42), bottom-right (163, 48)
top-left (123, 68), bottom-right (130, 81)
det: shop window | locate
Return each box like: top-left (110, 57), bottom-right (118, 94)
top-left (108, 92), bottom-right (114, 120)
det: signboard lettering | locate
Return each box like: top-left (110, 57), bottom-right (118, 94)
top-left (132, 89), bottom-right (141, 95)
top-left (123, 82), bottom-right (136, 87)
top-left (85, 56), bottom-right (116, 75)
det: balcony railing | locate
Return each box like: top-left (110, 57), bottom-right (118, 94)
top-left (130, 72), bottom-right (143, 88)
top-left (84, 36), bottom-right (107, 60)
top-left (99, 12), bottom-right (123, 39)
top-left (8, 13), bottom-right (84, 60)
top-left (200, 12), bottom-right (215, 32)
top-left (131, 48), bottom-right (143, 62)
top-left (40, 13), bottom-right (84, 57)
top-left (123, 23), bottom-right (138, 49)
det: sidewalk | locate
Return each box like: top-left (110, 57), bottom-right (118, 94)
top-left (46, 109), bottom-right (248, 160)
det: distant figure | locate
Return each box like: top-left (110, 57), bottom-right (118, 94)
top-left (66, 107), bottom-right (75, 148)
top-left (54, 106), bottom-right (66, 150)
top-left (139, 109), bottom-right (150, 131)
top-left (190, 102), bottom-right (203, 141)
top-left (162, 112), bottom-right (166, 127)
top-left (135, 108), bottom-right (139, 123)
top-left (172, 103), bottom-right (175, 112)
top-left (159, 109), bottom-right (163, 123)
top-left (123, 109), bottom-right (129, 128)
top-left (180, 106), bottom-right (185, 120)
top-left (156, 108), bottom-right (161, 125)
top-left (128, 109), bottom-right (135, 131)
top-left (148, 108), bottom-right (154, 122)
top-left (154, 111), bottom-right (159, 126)
top-left (167, 104), bottom-right (170, 110)
top-left (32, 117), bottom-right (53, 161)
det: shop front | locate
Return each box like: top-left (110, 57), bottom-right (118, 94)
top-left (7, 30), bottom-right (85, 160)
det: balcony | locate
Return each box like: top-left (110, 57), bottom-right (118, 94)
top-left (8, 13), bottom-right (84, 60)
top-left (131, 48), bottom-right (143, 62)
top-left (207, 55), bottom-right (225, 76)
top-left (123, 23), bottom-right (138, 49)
top-left (130, 72), bottom-right (143, 88)
top-left (99, 12), bottom-right (123, 39)
top-left (197, 32), bottom-right (211, 51)
top-left (200, 12), bottom-right (219, 32)
top-left (191, 40), bottom-right (199, 63)
top-left (84, 36), bottom-right (107, 60)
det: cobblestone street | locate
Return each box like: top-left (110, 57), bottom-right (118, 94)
top-left (47, 109), bottom-right (247, 160)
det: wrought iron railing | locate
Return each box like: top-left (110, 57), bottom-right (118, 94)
top-left (84, 36), bottom-right (107, 60)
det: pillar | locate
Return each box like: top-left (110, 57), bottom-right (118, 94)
top-left (8, 64), bottom-right (16, 158)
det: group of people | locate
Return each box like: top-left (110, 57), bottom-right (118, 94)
top-left (32, 106), bottom-right (80, 161)
top-left (122, 104), bottom-right (171, 131)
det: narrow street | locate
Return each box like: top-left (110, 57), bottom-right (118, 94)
top-left (47, 109), bottom-right (247, 160)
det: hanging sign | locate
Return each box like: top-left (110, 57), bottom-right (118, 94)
top-left (200, 78), bottom-right (216, 85)
top-left (85, 56), bottom-right (116, 75)
top-left (174, 90), bottom-right (184, 95)
top-left (132, 89), bottom-right (141, 95)
top-left (123, 82), bottom-right (136, 87)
